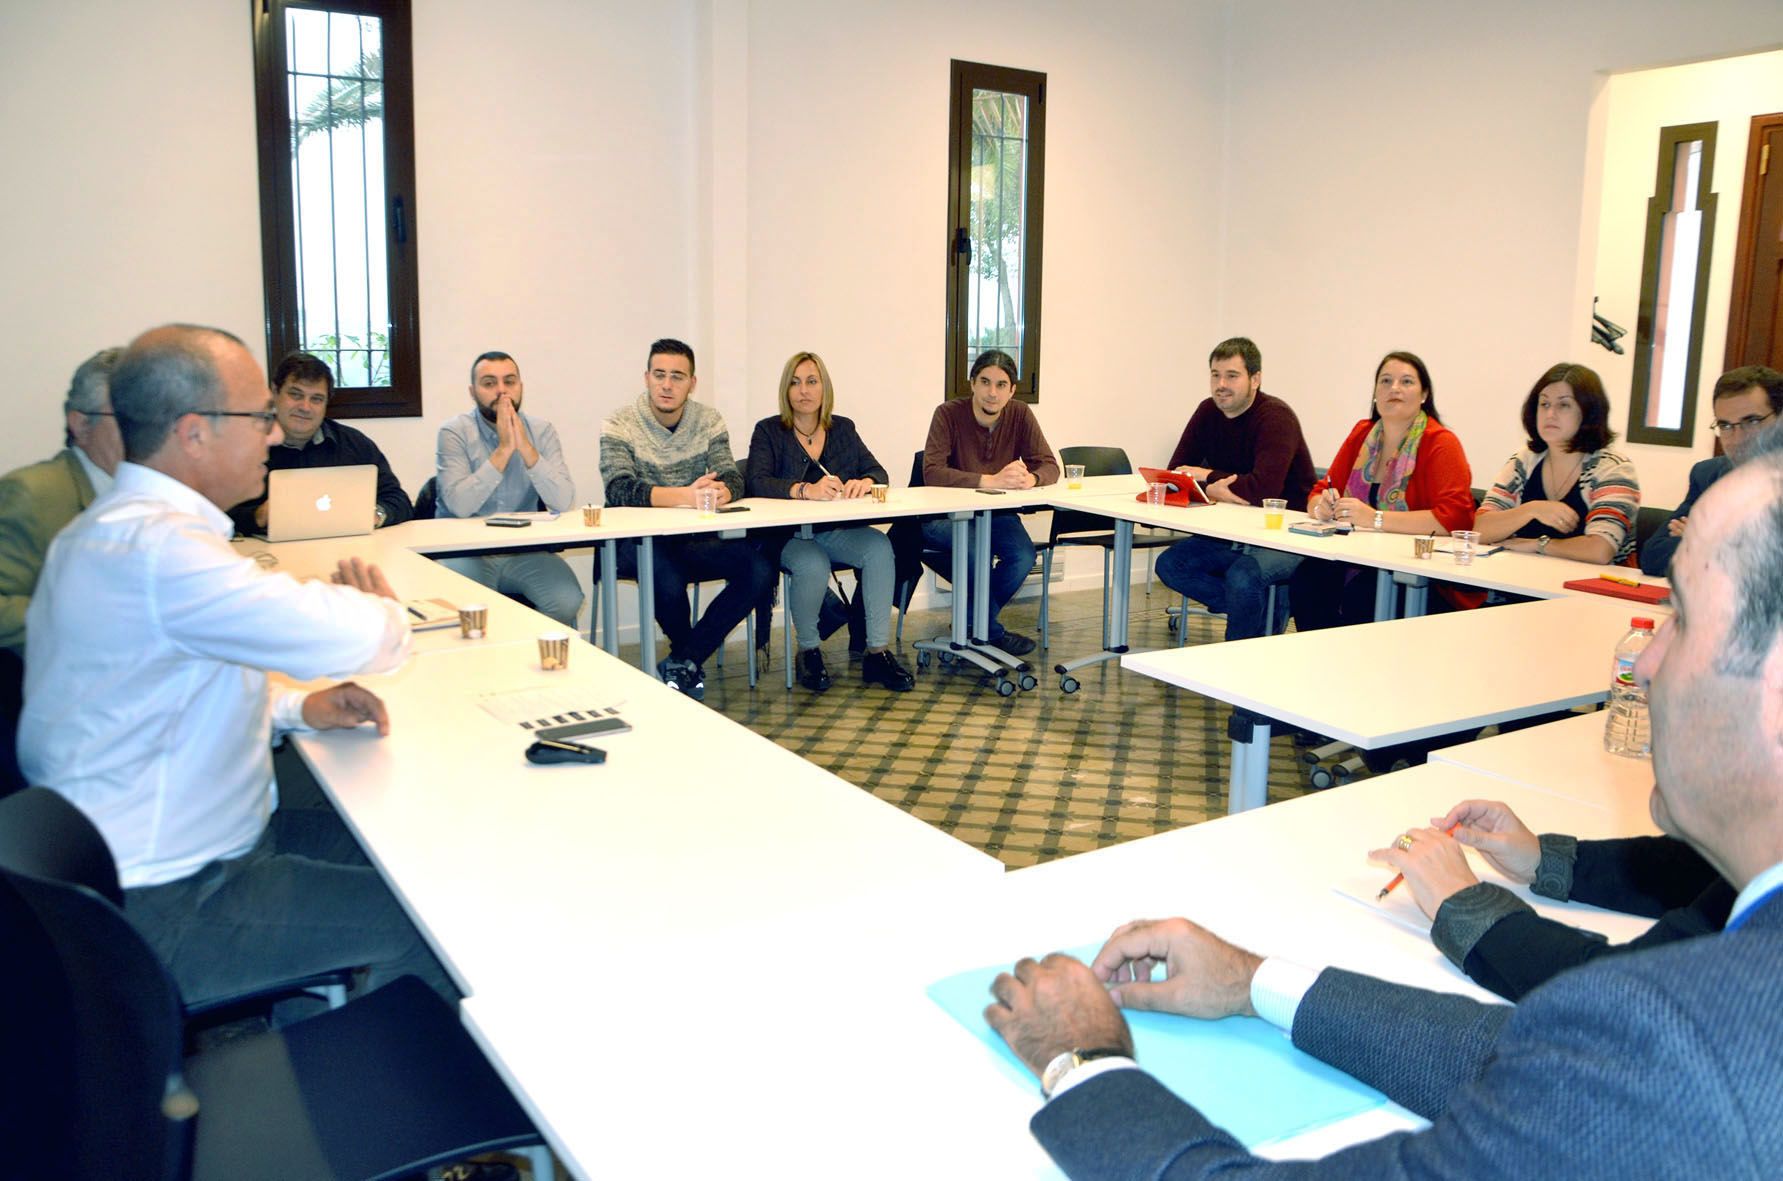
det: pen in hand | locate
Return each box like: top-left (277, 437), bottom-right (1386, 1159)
top-left (1378, 820), bottom-right (1463, 900)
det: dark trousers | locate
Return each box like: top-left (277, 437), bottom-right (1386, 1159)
top-left (919, 511), bottom-right (1035, 637)
top-left (616, 535), bottom-right (776, 667)
top-left (123, 807), bottom-right (457, 1011)
top-left (1289, 558), bottom-right (1380, 631)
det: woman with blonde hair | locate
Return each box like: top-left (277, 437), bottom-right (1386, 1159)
top-left (746, 351), bottom-right (914, 692)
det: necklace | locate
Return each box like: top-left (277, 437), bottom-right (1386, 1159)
top-left (1543, 451), bottom-right (1583, 500)
top-left (794, 420), bottom-right (822, 448)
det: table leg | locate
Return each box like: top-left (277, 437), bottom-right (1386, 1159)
top-left (1051, 518), bottom-right (1132, 692)
top-left (1226, 724), bottom-right (1273, 814)
top-left (952, 513), bottom-right (972, 645)
top-left (1373, 569), bottom-right (1396, 621)
top-left (972, 508), bottom-right (993, 643)
top-left (599, 539), bottom-right (620, 656)
top-left (638, 535), bottom-right (657, 673)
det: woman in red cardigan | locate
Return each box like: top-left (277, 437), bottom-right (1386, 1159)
top-left (1290, 351), bottom-right (1479, 629)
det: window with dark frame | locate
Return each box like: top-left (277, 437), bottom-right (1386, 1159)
top-left (252, 0), bottom-right (421, 418)
top-left (945, 60), bottom-right (1046, 403)
top-left (1626, 121), bottom-right (1719, 448)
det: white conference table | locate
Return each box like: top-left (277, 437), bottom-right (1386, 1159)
top-left (268, 537), bottom-right (1002, 1002)
top-left (454, 758), bottom-right (1658, 1179)
top-left (1430, 709), bottom-right (1659, 808)
top-left (1122, 593), bottom-right (1666, 814)
top-left (1049, 492), bottom-right (1670, 689)
top-left (376, 475), bottom-right (1140, 689)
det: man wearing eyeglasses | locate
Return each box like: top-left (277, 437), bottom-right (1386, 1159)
top-left (1641, 364), bottom-right (1783, 575)
top-left (18, 324), bottom-right (456, 1011)
top-left (0, 347), bottom-right (125, 654)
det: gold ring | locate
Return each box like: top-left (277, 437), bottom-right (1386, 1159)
top-left (1396, 834), bottom-right (1415, 851)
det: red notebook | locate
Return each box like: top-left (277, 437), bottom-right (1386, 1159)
top-left (1562, 576), bottom-right (1671, 605)
top-left (1135, 467), bottom-right (1212, 507)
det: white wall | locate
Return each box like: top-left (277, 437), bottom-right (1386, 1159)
top-left (0, 0), bottom-right (699, 514)
top-left (1219, 0), bottom-right (1783, 511)
top-left (739, 0), bottom-right (1228, 483)
top-left (1586, 48), bottom-right (1783, 502)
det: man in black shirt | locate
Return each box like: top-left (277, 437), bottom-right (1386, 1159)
top-left (227, 351), bottom-right (413, 536)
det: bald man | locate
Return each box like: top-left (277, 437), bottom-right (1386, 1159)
top-left (19, 324), bottom-right (453, 1009)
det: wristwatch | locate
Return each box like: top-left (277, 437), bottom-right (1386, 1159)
top-left (1538, 534), bottom-right (1551, 554)
top-left (1040, 1046), bottom-right (1129, 1098)
top-left (1372, 509), bottom-right (1384, 532)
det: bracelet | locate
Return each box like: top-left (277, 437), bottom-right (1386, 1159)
top-left (793, 483), bottom-right (803, 500)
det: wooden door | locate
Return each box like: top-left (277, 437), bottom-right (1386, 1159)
top-left (1725, 113), bottom-right (1783, 370)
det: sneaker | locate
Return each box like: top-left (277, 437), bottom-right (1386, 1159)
top-left (657, 656), bottom-right (706, 702)
top-left (861, 649), bottom-right (915, 691)
top-left (988, 628), bottom-right (1036, 657)
top-left (797, 648), bottom-right (832, 692)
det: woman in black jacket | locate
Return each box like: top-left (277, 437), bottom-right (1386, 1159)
top-left (746, 351), bottom-right (914, 693)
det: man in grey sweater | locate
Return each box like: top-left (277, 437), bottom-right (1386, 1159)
top-left (599, 338), bottom-right (774, 700)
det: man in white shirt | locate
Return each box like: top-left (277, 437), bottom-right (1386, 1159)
top-left (18, 324), bottom-right (453, 1008)
top-left (982, 431), bottom-right (1783, 1176)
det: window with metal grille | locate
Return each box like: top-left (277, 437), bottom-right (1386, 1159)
top-left (252, 0), bottom-right (420, 417)
top-left (945, 60), bottom-right (1046, 403)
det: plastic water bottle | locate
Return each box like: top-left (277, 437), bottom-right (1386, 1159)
top-left (1603, 616), bottom-right (1655, 758)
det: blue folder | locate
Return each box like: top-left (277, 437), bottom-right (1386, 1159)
top-left (927, 943), bottom-right (1389, 1147)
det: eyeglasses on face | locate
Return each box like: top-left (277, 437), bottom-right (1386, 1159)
top-left (1709, 411), bottom-right (1776, 437)
top-left (205, 410), bottom-right (280, 434)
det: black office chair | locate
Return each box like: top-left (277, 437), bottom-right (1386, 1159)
top-left (0, 793), bottom-right (549, 1181)
top-left (1037, 446), bottom-right (1178, 653)
top-left (1634, 503), bottom-right (1672, 558)
top-left (0, 649), bottom-right (27, 800)
top-left (0, 787), bottom-right (352, 1023)
top-left (412, 475), bottom-right (439, 520)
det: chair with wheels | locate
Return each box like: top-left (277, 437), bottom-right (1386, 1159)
top-left (1037, 446), bottom-right (1179, 694)
top-left (888, 452), bottom-right (1034, 695)
top-left (0, 789), bottom-right (552, 1181)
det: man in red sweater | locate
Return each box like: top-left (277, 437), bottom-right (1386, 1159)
top-left (1155, 338), bottom-right (1315, 640)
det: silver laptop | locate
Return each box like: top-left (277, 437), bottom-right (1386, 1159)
top-left (265, 465), bottom-right (379, 542)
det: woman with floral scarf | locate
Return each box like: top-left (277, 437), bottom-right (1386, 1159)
top-left (1290, 351), bottom-right (1479, 629)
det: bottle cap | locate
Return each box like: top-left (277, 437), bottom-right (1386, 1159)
top-left (1632, 617), bottom-right (1655, 630)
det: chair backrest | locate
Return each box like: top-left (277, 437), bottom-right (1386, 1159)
top-left (0, 648), bottom-right (25, 800)
top-left (1635, 504), bottom-right (1672, 556)
top-left (0, 862), bottom-right (191, 1180)
top-left (889, 451), bottom-right (935, 600)
top-left (0, 787), bottom-right (123, 906)
top-left (413, 476), bottom-right (438, 520)
top-left (1050, 445), bottom-right (1137, 543)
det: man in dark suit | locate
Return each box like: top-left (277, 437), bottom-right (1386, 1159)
top-left (985, 429), bottom-right (1783, 1177)
top-left (1640, 363), bottom-right (1782, 575)
top-left (225, 350), bottom-right (412, 537)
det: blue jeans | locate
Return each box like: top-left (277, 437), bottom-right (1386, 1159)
top-left (438, 551), bottom-right (584, 628)
top-left (780, 526), bottom-right (894, 650)
top-left (920, 512), bottom-right (1035, 637)
top-left (122, 807), bottom-right (457, 1010)
top-left (1155, 536), bottom-right (1299, 641)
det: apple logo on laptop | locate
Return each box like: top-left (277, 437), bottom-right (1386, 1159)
top-left (315, 494), bottom-right (333, 513)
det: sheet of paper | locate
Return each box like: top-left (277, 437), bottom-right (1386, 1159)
top-left (477, 686), bottom-right (624, 731)
top-left (927, 942), bottom-right (1387, 1148)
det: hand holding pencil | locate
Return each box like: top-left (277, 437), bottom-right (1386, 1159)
top-left (1369, 820), bottom-right (1475, 921)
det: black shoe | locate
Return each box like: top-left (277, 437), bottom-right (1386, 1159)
top-left (657, 656), bottom-right (706, 702)
top-left (797, 648), bottom-right (832, 692)
top-left (861, 649), bottom-right (915, 691)
top-left (988, 628), bottom-right (1036, 657)
top-left (817, 589), bottom-right (849, 640)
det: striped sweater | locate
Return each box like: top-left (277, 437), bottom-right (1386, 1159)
top-left (1481, 446), bottom-right (1641, 563)
top-left (599, 393), bottom-right (742, 508)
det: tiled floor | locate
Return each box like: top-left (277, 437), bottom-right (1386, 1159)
top-left (691, 582), bottom-right (1316, 868)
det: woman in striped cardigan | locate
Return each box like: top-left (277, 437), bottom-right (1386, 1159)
top-left (1475, 363), bottom-right (1640, 565)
